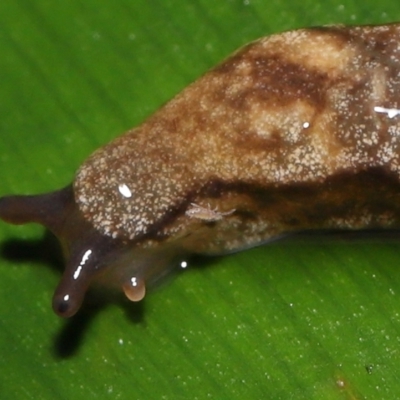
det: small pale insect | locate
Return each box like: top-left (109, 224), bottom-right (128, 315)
top-left (2, 22), bottom-right (400, 317)
top-left (185, 203), bottom-right (236, 221)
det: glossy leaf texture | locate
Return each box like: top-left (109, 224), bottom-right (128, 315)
top-left (0, 1), bottom-right (400, 399)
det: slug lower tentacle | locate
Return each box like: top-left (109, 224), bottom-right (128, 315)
top-left (2, 23), bottom-right (400, 317)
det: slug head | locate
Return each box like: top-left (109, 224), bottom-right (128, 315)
top-left (0, 185), bottom-right (183, 317)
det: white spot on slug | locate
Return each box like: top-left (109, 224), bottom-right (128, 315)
top-left (73, 266), bottom-right (82, 280)
top-left (73, 249), bottom-right (93, 280)
top-left (374, 106), bottom-right (400, 118)
top-left (130, 276), bottom-right (138, 286)
top-left (118, 183), bottom-right (132, 198)
top-left (81, 249), bottom-right (92, 265)
top-left (63, 294), bottom-right (70, 302)
top-left (180, 261), bottom-right (188, 269)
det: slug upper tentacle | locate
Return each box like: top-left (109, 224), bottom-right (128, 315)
top-left (2, 23), bottom-right (400, 316)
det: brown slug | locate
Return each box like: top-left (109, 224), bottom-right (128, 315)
top-left (2, 23), bottom-right (400, 317)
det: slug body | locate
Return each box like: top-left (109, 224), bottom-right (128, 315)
top-left (2, 23), bottom-right (400, 317)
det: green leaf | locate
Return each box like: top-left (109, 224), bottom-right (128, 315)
top-left (1, 1), bottom-right (400, 399)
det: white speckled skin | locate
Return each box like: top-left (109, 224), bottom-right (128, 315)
top-left (75, 23), bottom-right (400, 253)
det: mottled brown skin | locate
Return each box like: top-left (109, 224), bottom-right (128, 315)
top-left (1, 23), bottom-right (400, 317)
